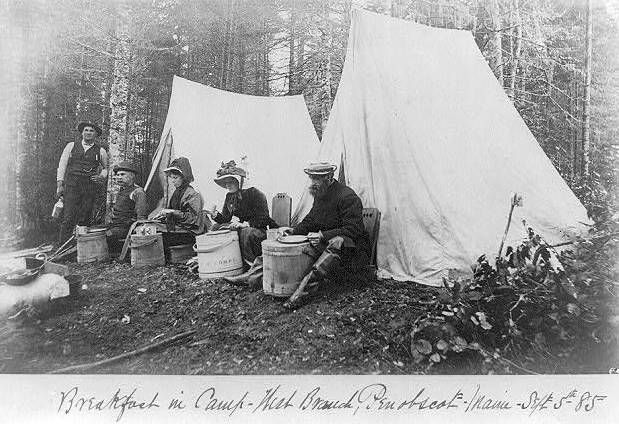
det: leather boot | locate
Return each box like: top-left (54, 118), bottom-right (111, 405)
top-left (247, 270), bottom-right (263, 291)
top-left (224, 256), bottom-right (263, 285)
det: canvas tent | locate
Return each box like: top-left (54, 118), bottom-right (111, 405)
top-left (294, 10), bottom-right (590, 286)
top-left (145, 76), bottom-right (319, 216)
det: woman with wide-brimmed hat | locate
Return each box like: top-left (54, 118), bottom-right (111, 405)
top-left (207, 160), bottom-right (279, 286)
top-left (153, 157), bottom-right (206, 247)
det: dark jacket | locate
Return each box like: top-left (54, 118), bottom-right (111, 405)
top-left (292, 180), bottom-right (370, 256)
top-left (214, 187), bottom-right (278, 230)
top-left (166, 185), bottom-right (205, 234)
top-left (110, 184), bottom-right (148, 228)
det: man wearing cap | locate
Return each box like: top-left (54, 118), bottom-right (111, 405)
top-left (281, 162), bottom-right (371, 308)
top-left (56, 121), bottom-right (109, 243)
top-left (208, 160), bottom-right (278, 286)
top-left (106, 161), bottom-right (148, 252)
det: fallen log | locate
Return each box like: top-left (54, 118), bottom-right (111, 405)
top-left (49, 330), bottom-right (196, 374)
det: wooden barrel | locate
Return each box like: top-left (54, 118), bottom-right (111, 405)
top-left (261, 239), bottom-right (314, 297)
top-left (195, 230), bottom-right (243, 279)
top-left (130, 233), bottom-right (165, 267)
top-left (76, 231), bottom-right (109, 264)
top-left (168, 244), bottom-right (196, 264)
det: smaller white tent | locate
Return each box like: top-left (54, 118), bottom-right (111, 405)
top-left (145, 76), bottom-right (319, 213)
top-left (295, 10), bottom-right (590, 286)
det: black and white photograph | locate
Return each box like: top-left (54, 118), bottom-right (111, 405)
top-left (0, 0), bottom-right (617, 422)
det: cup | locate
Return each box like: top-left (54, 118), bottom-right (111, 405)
top-left (266, 228), bottom-right (279, 240)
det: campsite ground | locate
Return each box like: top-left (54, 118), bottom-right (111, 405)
top-left (1, 261), bottom-right (615, 375)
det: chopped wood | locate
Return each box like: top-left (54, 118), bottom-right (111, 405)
top-left (48, 330), bottom-right (196, 374)
top-left (0, 244), bottom-right (53, 260)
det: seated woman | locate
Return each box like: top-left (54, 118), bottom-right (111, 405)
top-left (153, 157), bottom-right (206, 248)
top-left (208, 160), bottom-right (278, 283)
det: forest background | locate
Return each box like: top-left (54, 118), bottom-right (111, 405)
top-left (0, 0), bottom-right (617, 245)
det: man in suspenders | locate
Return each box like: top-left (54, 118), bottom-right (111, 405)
top-left (56, 121), bottom-right (109, 243)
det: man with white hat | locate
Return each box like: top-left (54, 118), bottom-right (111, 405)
top-left (280, 162), bottom-right (371, 308)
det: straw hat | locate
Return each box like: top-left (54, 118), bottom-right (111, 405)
top-left (214, 160), bottom-right (246, 188)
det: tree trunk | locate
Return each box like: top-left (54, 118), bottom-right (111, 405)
top-left (0, 1), bottom-right (25, 237)
top-left (220, 0), bottom-right (233, 89)
top-left (261, 20), bottom-right (270, 95)
top-left (391, 0), bottom-right (402, 18)
top-left (106, 4), bottom-right (131, 218)
top-left (582, 0), bottom-right (592, 178)
top-left (225, 1), bottom-right (236, 90)
top-left (288, 0), bottom-right (296, 95)
top-left (320, 1), bottom-right (333, 134)
top-left (545, 64), bottom-right (555, 150)
top-left (295, 33), bottom-right (305, 93)
top-left (238, 34), bottom-right (246, 93)
top-left (573, 78), bottom-right (581, 182)
top-left (507, 0), bottom-right (521, 101)
top-left (487, 0), bottom-right (504, 86)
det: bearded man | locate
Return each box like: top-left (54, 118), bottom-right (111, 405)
top-left (281, 162), bottom-right (371, 308)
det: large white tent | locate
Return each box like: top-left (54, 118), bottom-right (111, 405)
top-left (294, 10), bottom-right (590, 286)
top-left (145, 76), bottom-right (319, 214)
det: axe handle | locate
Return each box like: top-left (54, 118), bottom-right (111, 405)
top-left (287, 271), bottom-right (314, 305)
top-left (119, 221), bottom-right (140, 261)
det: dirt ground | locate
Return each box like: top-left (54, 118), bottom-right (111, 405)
top-left (0, 261), bottom-right (612, 375)
top-left (0, 262), bottom-right (444, 375)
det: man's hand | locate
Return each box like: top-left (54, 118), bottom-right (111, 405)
top-left (90, 174), bottom-right (106, 184)
top-left (205, 204), bottom-right (218, 217)
top-left (229, 221), bottom-right (249, 230)
top-left (278, 227), bottom-right (293, 237)
top-left (56, 181), bottom-right (64, 198)
top-left (153, 208), bottom-right (180, 221)
top-left (307, 231), bottom-right (324, 247)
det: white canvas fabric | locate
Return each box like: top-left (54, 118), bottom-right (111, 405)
top-left (294, 10), bottom-right (590, 286)
top-left (145, 76), bottom-right (319, 215)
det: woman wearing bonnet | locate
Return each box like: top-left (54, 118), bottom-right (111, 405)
top-left (207, 160), bottom-right (278, 287)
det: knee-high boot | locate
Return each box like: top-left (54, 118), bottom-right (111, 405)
top-left (223, 256), bottom-right (263, 285)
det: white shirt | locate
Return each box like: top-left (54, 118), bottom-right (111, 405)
top-left (56, 141), bottom-right (109, 182)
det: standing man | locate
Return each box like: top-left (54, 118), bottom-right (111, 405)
top-left (56, 121), bottom-right (109, 243)
top-left (106, 161), bottom-right (148, 252)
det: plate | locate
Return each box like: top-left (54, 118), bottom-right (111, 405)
top-left (277, 235), bottom-right (308, 244)
top-left (208, 229), bottom-right (231, 235)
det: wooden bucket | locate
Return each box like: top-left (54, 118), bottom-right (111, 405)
top-left (195, 230), bottom-right (243, 279)
top-left (76, 231), bottom-right (109, 264)
top-left (130, 233), bottom-right (165, 267)
top-left (261, 239), bottom-right (314, 297)
top-left (168, 244), bottom-right (196, 264)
